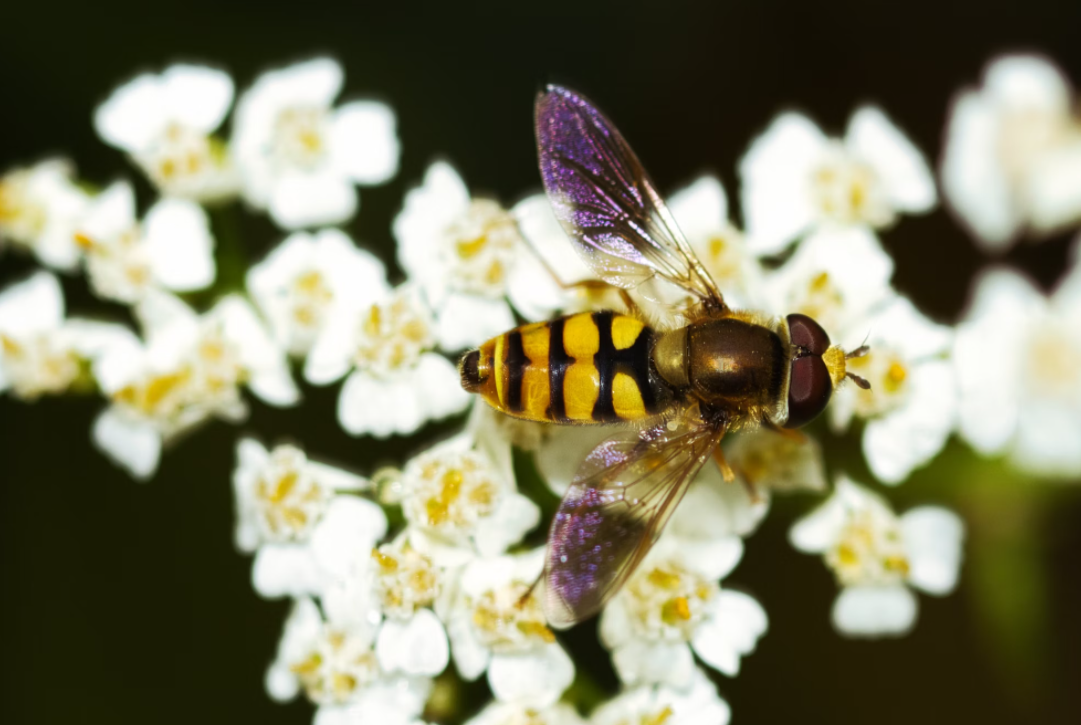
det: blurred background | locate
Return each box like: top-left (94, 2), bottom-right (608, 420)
top-left (1, 2), bottom-right (1079, 723)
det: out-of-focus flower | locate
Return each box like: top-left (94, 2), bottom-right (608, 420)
top-left (394, 163), bottom-right (565, 350)
top-left (831, 296), bottom-right (957, 484)
top-left (741, 106), bottom-right (936, 255)
top-left (92, 292), bottom-right (297, 479)
top-left (941, 54), bottom-right (1081, 251)
top-left (233, 438), bottom-right (385, 598)
top-left (465, 701), bottom-right (585, 725)
top-left (600, 535), bottom-right (766, 688)
top-left (234, 57), bottom-right (399, 229)
top-left (591, 667), bottom-right (731, 725)
top-left (266, 597), bottom-right (431, 725)
top-left (75, 181), bottom-right (215, 304)
top-left (0, 159), bottom-right (90, 271)
top-left (669, 176), bottom-right (765, 310)
top-left (443, 549), bottom-right (574, 707)
top-left (790, 476), bottom-right (964, 638)
top-left (0, 271), bottom-right (133, 400)
top-left (305, 283), bottom-right (469, 437)
top-left (395, 411), bottom-right (538, 565)
top-left (954, 265), bottom-right (1081, 477)
top-left (247, 229), bottom-right (387, 357)
top-left (94, 64), bottom-right (239, 201)
top-left (763, 227), bottom-right (895, 342)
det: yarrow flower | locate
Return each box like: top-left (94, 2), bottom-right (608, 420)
top-left (246, 228), bottom-right (387, 357)
top-left (233, 57), bottom-right (399, 229)
top-left (790, 476), bottom-right (964, 637)
top-left (464, 701), bottom-right (585, 725)
top-left (954, 263), bottom-right (1081, 477)
top-left (395, 162), bottom-right (566, 350)
top-left (591, 667), bottom-right (731, 725)
top-left (92, 292), bottom-right (297, 479)
top-left (305, 283), bottom-right (469, 437)
top-left (75, 181), bottom-right (216, 304)
top-left (942, 54), bottom-right (1081, 250)
top-left (443, 548), bottom-right (575, 707)
top-left (233, 438), bottom-right (385, 598)
top-left (740, 105), bottom-right (936, 255)
top-left (0, 159), bottom-right (90, 271)
top-left (0, 271), bottom-right (131, 400)
top-left (266, 596), bottom-right (431, 725)
top-left (94, 63), bottom-right (239, 201)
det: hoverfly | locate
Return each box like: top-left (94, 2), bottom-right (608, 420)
top-left (458, 85), bottom-right (869, 628)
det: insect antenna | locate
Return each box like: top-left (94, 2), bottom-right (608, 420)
top-left (844, 343), bottom-right (871, 389)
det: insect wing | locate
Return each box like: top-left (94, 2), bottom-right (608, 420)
top-left (541, 415), bottom-right (727, 628)
top-left (535, 85), bottom-right (725, 313)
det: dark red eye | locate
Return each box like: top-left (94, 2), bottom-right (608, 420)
top-left (785, 355), bottom-right (832, 428)
top-left (787, 313), bottom-right (831, 356)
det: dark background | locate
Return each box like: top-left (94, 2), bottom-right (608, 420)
top-left (2, 2), bottom-right (1079, 724)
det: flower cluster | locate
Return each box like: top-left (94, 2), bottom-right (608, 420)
top-left (3, 48), bottom-right (1081, 725)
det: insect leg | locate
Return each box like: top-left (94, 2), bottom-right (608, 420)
top-left (712, 445), bottom-right (736, 483)
top-left (762, 418), bottom-right (808, 444)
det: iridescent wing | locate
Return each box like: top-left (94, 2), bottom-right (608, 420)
top-left (541, 412), bottom-right (728, 628)
top-left (535, 85), bottom-right (726, 316)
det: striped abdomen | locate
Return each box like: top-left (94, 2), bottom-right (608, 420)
top-left (459, 311), bottom-right (671, 424)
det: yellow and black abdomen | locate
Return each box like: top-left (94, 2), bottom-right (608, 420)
top-left (459, 311), bottom-right (671, 424)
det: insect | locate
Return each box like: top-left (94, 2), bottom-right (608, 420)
top-left (458, 85), bottom-right (870, 628)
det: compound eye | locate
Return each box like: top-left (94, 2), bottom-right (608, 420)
top-left (787, 313), bottom-right (831, 356)
top-left (785, 355), bottom-right (832, 428)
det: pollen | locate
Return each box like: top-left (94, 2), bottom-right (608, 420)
top-left (372, 540), bottom-right (439, 617)
top-left (470, 582), bottom-right (554, 652)
top-left (443, 199), bottom-right (521, 297)
top-left (661, 596), bottom-right (692, 624)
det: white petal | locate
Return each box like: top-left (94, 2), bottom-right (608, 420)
top-left (80, 181), bottom-right (136, 241)
top-left (92, 409), bottom-right (162, 481)
top-left (846, 106), bottom-right (936, 214)
top-left (488, 644), bottom-right (575, 707)
top-left (740, 112), bottom-right (828, 254)
top-left (331, 101), bottom-right (400, 184)
top-left (0, 270), bottom-right (64, 334)
top-left (160, 64), bottom-right (234, 133)
top-left (413, 353), bottom-right (472, 421)
top-left (310, 496), bottom-right (389, 582)
top-left (832, 584), bottom-right (917, 638)
top-left (394, 161), bottom-right (471, 280)
top-left (511, 193), bottom-right (594, 286)
top-left (446, 608), bottom-right (491, 680)
top-left (473, 492), bottom-right (540, 557)
top-left (901, 507), bottom-right (965, 595)
top-left (252, 544), bottom-right (323, 598)
top-left (789, 492), bottom-right (846, 553)
top-left (305, 308), bottom-right (361, 385)
top-left (94, 73), bottom-right (167, 152)
top-left (143, 198), bottom-right (216, 291)
top-left (265, 660), bottom-right (299, 702)
top-left (611, 640), bottom-right (694, 689)
top-left (268, 172), bottom-right (357, 230)
top-left (376, 610), bottom-right (449, 676)
top-left (691, 590), bottom-right (768, 677)
top-left (668, 176), bottom-right (729, 240)
top-left (1024, 138), bottom-right (1081, 233)
top-left (435, 293), bottom-right (516, 352)
top-left (339, 371), bottom-right (424, 437)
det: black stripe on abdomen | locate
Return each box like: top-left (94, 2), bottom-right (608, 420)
top-left (504, 330), bottom-right (526, 413)
top-left (590, 311), bottom-right (658, 422)
top-left (548, 318), bottom-right (569, 421)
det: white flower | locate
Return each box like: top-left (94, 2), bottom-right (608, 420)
top-left (941, 54), bottom-right (1081, 250)
top-left (94, 64), bottom-right (239, 201)
top-left (92, 292), bottom-right (297, 479)
top-left (75, 181), bottom-right (215, 303)
top-left (830, 296), bottom-right (957, 484)
top-left (232, 438), bottom-right (386, 598)
top-left (790, 476), bottom-right (964, 637)
top-left (465, 701), bottom-right (586, 725)
top-left (591, 667), bottom-right (731, 725)
top-left (0, 159), bottom-right (90, 270)
top-left (305, 283), bottom-right (469, 437)
top-left (600, 533), bottom-right (765, 688)
top-left (444, 549), bottom-right (575, 707)
top-left (247, 228), bottom-right (387, 357)
top-left (397, 409), bottom-right (539, 565)
top-left (741, 106), bottom-right (936, 255)
top-left (0, 271), bottom-right (133, 400)
top-left (395, 163), bottom-right (564, 350)
top-left (954, 266), bottom-right (1081, 477)
top-left (762, 226), bottom-right (895, 340)
top-left (724, 428), bottom-right (828, 493)
top-left (234, 57), bottom-right (399, 229)
top-left (266, 597), bottom-right (431, 725)
top-left (668, 176), bottom-right (765, 310)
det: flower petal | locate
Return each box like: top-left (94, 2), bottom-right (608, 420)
top-left (488, 644), bottom-right (575, 707)
top-left (831, 584), bottom-right (917, 637)
top-left (691, 590), bottom-right (768, 676)
top-left (92, 409), bottom-right (162, 481)
top-left (331, 101), bottom-right (400, 184)
top-left (846, 105), bottom-right (936, 214)
top-left (268, 171), bottom-right (357, 230)
top-left (143, 198), bottom-right (216, 291)
top-left (611, 640), bottom-right (694, 689)
top-left (252, 544), bottom-right (323, 598)
top-left (376, 609), bottom-right (449, 676)
top-left (901, 506), bottom-right (965, 595)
